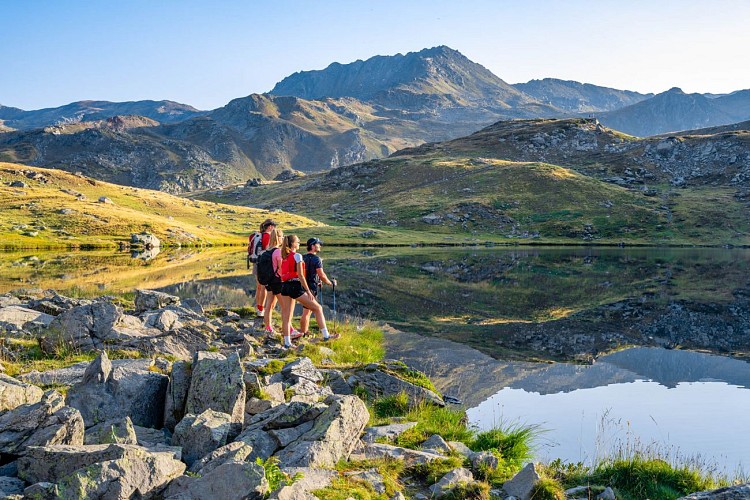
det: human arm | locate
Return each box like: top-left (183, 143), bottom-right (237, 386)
top-left (316, 268), bottom-right (334, 286)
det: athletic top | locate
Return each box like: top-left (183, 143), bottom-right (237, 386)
top-left (281, 252), bottom-right (304, 281)
top-left (303, 253), bottom-right (323, 293)
top-left (261, 232), bottom-right (271, 250)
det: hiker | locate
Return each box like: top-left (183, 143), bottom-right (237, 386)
top-left (299, 237), bottom-right (336, 336)
top-left (260, 227), bottom-right (284, 334)
top-left (252, 218), bottom-right (276, 317)
top-left (279, 234), bottom-right (337, 348)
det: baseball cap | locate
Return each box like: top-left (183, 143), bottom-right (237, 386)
top-left (306, 237), bottom-right (323, 248)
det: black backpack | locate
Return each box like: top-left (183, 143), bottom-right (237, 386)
top-left (256, 248), bottom-right (279, 286)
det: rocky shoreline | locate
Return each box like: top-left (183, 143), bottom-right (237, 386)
top-left (0, 289), bottom-right (746, 499)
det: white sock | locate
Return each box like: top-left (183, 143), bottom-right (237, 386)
top-left (284, 336), bottom-right (292, 347)
top-left (321, 327), bottom-right (329, 338)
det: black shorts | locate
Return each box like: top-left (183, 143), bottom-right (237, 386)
top-left (281, 280), bottom-right (305, 299)
top-left (265, 279), bottom-right (282, 295)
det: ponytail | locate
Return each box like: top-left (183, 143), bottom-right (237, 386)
top-left (281, 234), bottom-right (298, 259)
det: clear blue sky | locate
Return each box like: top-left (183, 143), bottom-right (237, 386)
top-left (2, 0), bottom-right (748, 110)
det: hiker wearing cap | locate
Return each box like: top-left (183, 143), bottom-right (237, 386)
top-left (299, 237), bottom-right (336, 337)
top-left (279, 234), bottom-right (336, 349)
top-left (254, 218), bottom-right (276, 317)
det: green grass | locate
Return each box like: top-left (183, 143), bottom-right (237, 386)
top-left (300, 321), bottom-right (385, 367)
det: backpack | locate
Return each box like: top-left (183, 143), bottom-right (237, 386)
top-left (256, 248), bottom-right (280, 286)
top-left (247, 232), bottom-right (264, 264)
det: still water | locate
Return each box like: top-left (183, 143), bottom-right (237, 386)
top-left (1, 246), bottom-right (749, 472)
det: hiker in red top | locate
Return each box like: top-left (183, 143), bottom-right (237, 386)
top-left (279, 234), bottom-right (336, 348)
top-left (254, 219), bottom-right (276, 317)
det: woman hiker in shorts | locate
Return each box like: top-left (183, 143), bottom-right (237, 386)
top-left (299, 237), bottom-right (337, 337)
top-left (262, 227), bottom-right (284, 334)
top-left (279, 234), bottom-right (336, 348)
top-left (254, 218), bottom-right (276, 317)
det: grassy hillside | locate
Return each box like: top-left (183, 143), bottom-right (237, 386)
top-left (0, 163), bottom-right (318, 249)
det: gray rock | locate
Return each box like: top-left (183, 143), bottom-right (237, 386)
top-left (274, 395), bottom-right (369, 468)
top-left (264, 382), bottom-right (286, 404)
top-left (362, 422), bottom-right (418, 443)
top-left (133, 425), bottom-right (168, 447)
top-left (269, 467), bottom-right (337, 499)
top-left (0, 461), bottom-right (18, 477)
top-left (421, 434), bottom-right (451, 454)
top-left (65, 351), bottom-right (169, 428)
top-left (503, 462), bottom-right (541, 500)
top-left (143, 309), bottom-right (182, 332)
top-left (288, 378), bottom-right (334, 404)
top-left (350, 442), bottom-right (444, 465)
top-left (448, 440), bottom-right (475, 458)
top-left (24, 482), bottom-right (57, 499)
top-left (678, 483), bottom-right (750, 499)
top-left (164, 460), bottom-right (268, 500)
top-left (134, 289), bottom-right (180, 313)
top-left (41, 301), bottom-right (123, 353)
top-left (346, 468), bottom-right (386, 493)
top-left (281, 358), bottom-right (324, 384)
top-left (181, 298), bottom-right (204, 315)
top-left (164, 360), bottom-right (192, 432)
top-left (171, 409), bottom-right (232, 466)
top-left (350, 365), bottom-right (444, 407)
top-left (429, 467), bottom-right (474, 497)
top-left (18, 443), bottom-right (179, 484)
top-left (0, 373), bottom-right (44, 412)
top-left (321, 369), bottom-right (352, 395)
top-left (84, 416), bottom-right (138, 445)
top-left (471, 450), bottom-right (499, 471)
top-left (185, 351), bottom-right (245, 424)
top-left (598, 487), bottom-right (616, 500)
top-left (19, 358), bottom-right (151, 388)
top-left (54, 446), bottom-right (184, 499)
top-left (0, 305), bottom-right (54, 331)
top-left (131, 232), bottom-right (161, 248)
top-left (265, 402), bottom-right (327, 430)
top-left (268, 421), bottom-right (315, 448)
top-left (187, 441), bottom-right (253, 475)
top-left (234, 428), bottom-right (279, 462)
top-left (0, 476), bottom-right (24, 496)
top-left (245, 397), bottom-right (277, 416)
top-left (0, 390), bottom-right (83, 455)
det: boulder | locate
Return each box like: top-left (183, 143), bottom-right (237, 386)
top-left (350, 364), bottom-right (444, 407)
top-left (185, 351), bottom-right (245, 424)
top-left (421, 434), bottom-right (451, 455)
top-left (0, 373), bottom-right (44, 412)
top-left (65, 351), bottom-right (169, 428)
top-left (264, 402), bottom-right (327, 430)
top-left (273, 395), bottom-right (369, 468)
top-left (346, 468), bottom-right (386, 494)
top-left (171, 409), bottom-right (233, 466)
top-left (19, 358), bottom-right (151, 388)
top-left (320, 369), bottom-right (352, 395)
top-left (362, 422), bottom-right (417, 443)
top-left (133, 425), bottom-right (169, 447)
top-left (134, 289), bottom-right (180, 313)
top-left (131, 232), bottom-right (161, 249)
top-left (429, 468), bottom-right (475, 498)
top-left (55, 451), bottom-right (184, 500)
top-left (678, 483), bottom-right (750, 499)
top-left (269, 467), bottom-right (337, 500)
top-left (163, 360), bottom-right (192, 432)
top-left (24, 482), bottom-right (57, 499)
top-left (41, 301), bottom-right (123, 353)
top-left (164, 460), bottom-right (268, 500)
top-left (0, 390), bottom-right (83, 455)
top-left (503, 462), bottom-right (542, 500)
top-left (0, 305), bottom-right (54, 331)
top-left (234, 428), bottom-right (279, 462)
top-left (287, 378), bottom-right (334, 404)
top-left (350, 442), bottom-right (444, 465)
top-left (83, 416), bottom-right (138, 445)
top-left (471, 450), bottom-right (500, 471)
top-left (0, 476), bottom-right (24, 497)
top-left (281, 358), bottom-right (324, 384)
top-left (18, 443), bottom-right (178, 484)
top-left (187, 441), bottom-right (254, 475)
top-left (268, 421), bottom-right (315, 448)
top-left (142, 309), bottom-right (182, 332)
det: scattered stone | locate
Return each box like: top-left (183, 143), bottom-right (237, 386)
top-left (350, 442), bottom-right (444, 465)
top-left (598, 486), bottom-right (616, 500)
top-left (428, 467), bottom-right (474, 497)
top-left (0, 390), bottom-right (83, 455)
top-left (350, 365), bottom-right (444, 407)
top-left (98, 196), bottom-right (113, 204)
top-left (134, 289), bottom-right (180, 313)
top-left (362, 422), bottom-right (418, 443)
top-left (421, 434), bottom-right (451, 454)
top-left (0, 373), bottom-right (44, 412)
top-left (346, 468), bottom-right (386, 494)
top-left (678, 483), bottom-right (750, 499)
top-left (503, 462), bottom-right (542, 500)
top-left (0, 305), bottom-right (54, 332)
top-left (269, 467), bottom-right (337, 499)
top-left (83, 416), bottom-right (138, 445)
top-left (164, 460), bottom-right (268, 500)
top-left (471, 450), bottom-right (500, 470)
top-left (171, 409), bottom-right (233, 466)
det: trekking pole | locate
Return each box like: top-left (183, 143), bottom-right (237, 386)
top-left (332, 279), bottom-right (337, 334)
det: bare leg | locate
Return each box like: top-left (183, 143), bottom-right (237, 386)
top-left (256, 283), bottom-right (267, 312)
top-left (263, 293), bottom-right (278, 330)
top-left (300, 307), bottom-right (312, 333)
top-left (296, 293), bottom-right (327, 333)
top-left (280, 295), bottom-right (293, 344)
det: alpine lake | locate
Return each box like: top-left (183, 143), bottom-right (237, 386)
top-left (1, 245), bottom-right (749, 476)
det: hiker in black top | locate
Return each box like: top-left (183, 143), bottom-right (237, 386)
top-left (300, 237), bottom-right (336, 336)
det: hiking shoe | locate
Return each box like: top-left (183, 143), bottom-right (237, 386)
top-left (322, 333), bottom-right (340, 341)
top-left (290, 330), bottom-right (303, 340)
top-left (256, 309), bottom-right (264, 317)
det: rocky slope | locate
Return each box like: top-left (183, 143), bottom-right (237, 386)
top-left (599, 87), bottom-right (750, 137)
top-left (514, 77), bottom-right (652, 113)
top-left (0, 100), bottom-right (205, 130)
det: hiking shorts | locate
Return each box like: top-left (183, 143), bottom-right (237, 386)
top-left (281, 280), bottom-right (305, 299)
top-left (265, 279), bottom-right (282, 295)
